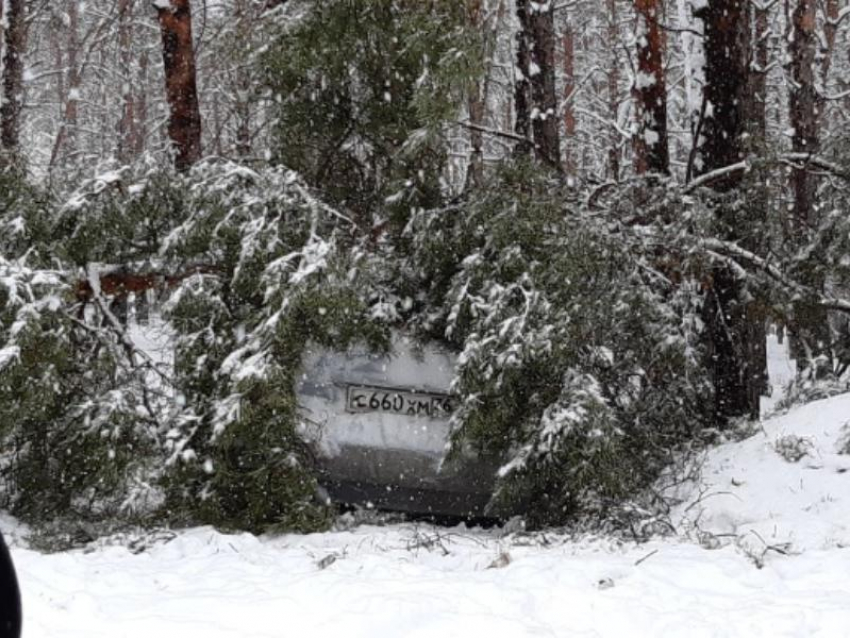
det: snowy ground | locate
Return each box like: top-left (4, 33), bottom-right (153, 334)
top-left (6, 520), bottom-right (850, 638)
top-left (5, 336), bottom-right (850, 637)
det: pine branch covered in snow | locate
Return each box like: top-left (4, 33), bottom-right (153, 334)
top-left (149, 161), bottom-right (389, 531)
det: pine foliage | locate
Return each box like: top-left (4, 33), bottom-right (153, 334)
top-left (261, 0), bottom-right (481, 224)
top-left (400, 164), bottom-right (711, 525)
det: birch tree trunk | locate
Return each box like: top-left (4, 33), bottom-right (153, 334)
top-left (156, 0), bottom-right (202, 171)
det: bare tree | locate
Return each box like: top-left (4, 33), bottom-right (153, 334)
top-left (155, 0), bottom-right (202, 170)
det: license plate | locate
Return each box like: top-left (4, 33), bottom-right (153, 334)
top-left (345, 384), bottom-right (454, 418)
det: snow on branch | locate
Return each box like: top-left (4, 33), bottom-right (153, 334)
top-left (701, 238), bottom-right (850, 314)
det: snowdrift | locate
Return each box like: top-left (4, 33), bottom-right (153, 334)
top-left (4, 383), bottom-right (850, 637)
top-left (672, 351), bottom-right (850, 555)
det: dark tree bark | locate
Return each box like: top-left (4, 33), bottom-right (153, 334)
top-left (697, 0), bottom-right (760, 422)
top-left (632, 0), bottom-right (669, 175)
top-left (789, 0), bottom-right (818, 233)
top-left (562, 25), bottom-right (577, 174)
top-left (155, 0), bottom-right (203, 171)
top-left (514, 0), bottom-right (533, 156)
top-left (515, 0), bottom-right (560, 167)
top-left (1, 0), bottom-right (26, 166)
top-left (787, 0), bottom-right (830, 367)
top-left (527, 1), bottom-right (560, 168)
top-left (747, 3), bottom-right (769, 144)
top-left (698, 0), bottom-right (750, 182)
top-left (744, 1), bottom-right (771, 399)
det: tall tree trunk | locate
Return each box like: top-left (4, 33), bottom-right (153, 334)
top-left (515, 0), bottom-right (559, 167)
top-left (211, 86), bottom-right (224, 156)
top-left (234, 0), bottom-right (254, 158)
top-left (514, 0), bottom-right (533, 156)
top-left (466, 0), bottom-right (485, 188)
top-left (527, 1), bottom-right (560, 168)
top-left (118, 0), bottom-right (139, 163)
top-left (748, 3), bottom-right (769, 144)
top-left (676, 0), bottom-right (700, 136)
top-left (821, 0), bottom-right (840, 82)
top-left (0, 0), bottom-right (26, 166)
top-left (699, 0), bottom-right (749, 180)
top-left (50, 15), bottom-right (66, 121)
top-left (788, 0), bottom-right (830, 367)
top-left (562, 24), bottom-right (577, 175)
top-left (744, 1), bottom-right (771, 399)
top-left (606, 0), bottom-right (621, 180)
top-left (49, 1), bottom-right (82, 171)
top-left (66, 1), bottom-right (81, 154)
top-left (633, 0), bottom-right (669, 175)
top-left (789, 0), bottom-right (818, 231)
top-left (697, 0), bottom-right (760, 422)
top-left (156, 0), bottom-right (202, 171)
top-left (135, 49), bottom-right (150, 157)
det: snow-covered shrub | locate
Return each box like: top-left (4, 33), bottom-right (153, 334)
top-left (153, 162), bottom-right (388, 532)
top-left (0, 255), bottom-right (161, 522)
top-left (773, 435), bottom-right (813, 463)
top-left (2, 160), bottom-right (390, 534)
top-left (0, 169), bottom-right (53, 262)
top-left (55, 156), bottom-right (189, 267)
top-left (400, 163), bottom-right (711, 526)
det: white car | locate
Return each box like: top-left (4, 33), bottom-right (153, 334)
top-left (297, 334), bottom-right (502, 518)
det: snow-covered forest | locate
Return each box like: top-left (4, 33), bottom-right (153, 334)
top-left (1, 0), bottom-right (850, 634)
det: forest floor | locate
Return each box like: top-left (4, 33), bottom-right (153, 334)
top-left (6, 337), bottom-right (850, 637)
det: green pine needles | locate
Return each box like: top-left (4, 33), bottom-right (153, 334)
top-left (262, 0), bottom-right (481, 226)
